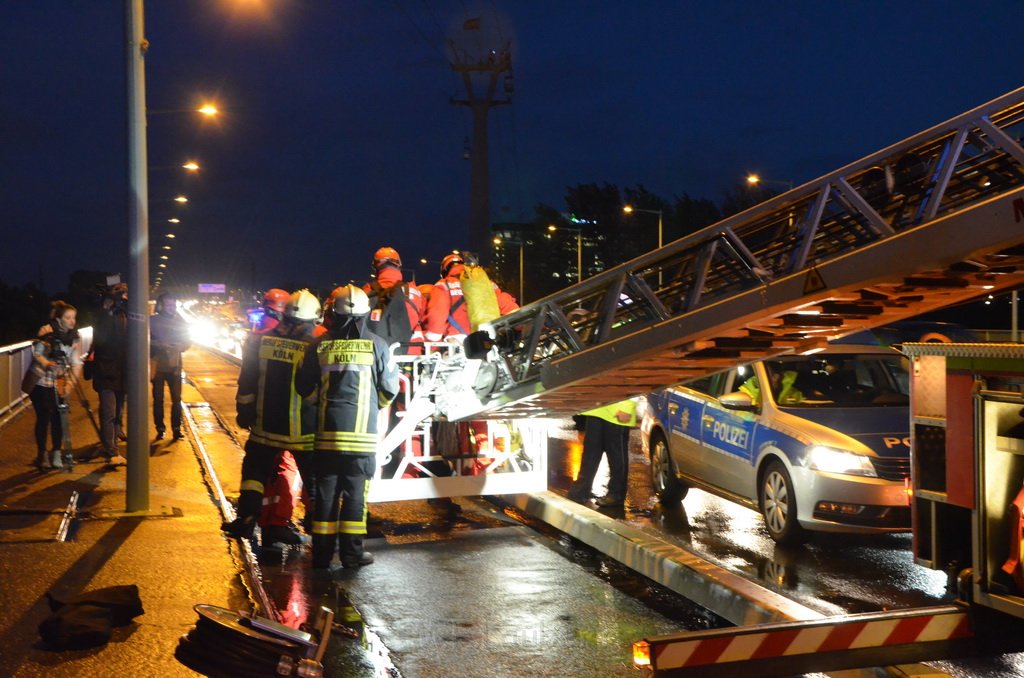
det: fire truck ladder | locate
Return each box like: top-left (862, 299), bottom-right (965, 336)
top-left (444, 86), bottom-right (1024, 421)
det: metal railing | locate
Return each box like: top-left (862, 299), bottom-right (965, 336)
top-left (0, 328), bottom-right (93, 425)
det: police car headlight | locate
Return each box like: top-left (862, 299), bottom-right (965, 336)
top-left (806, 446), bottom-right (877, 477)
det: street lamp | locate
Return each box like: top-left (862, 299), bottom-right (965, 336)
top-left (745, 174), bottom-right (793, 190)
top-left (622, 205), bottom-right (663, 250)
top-left (547, 224), bottom-right (582, 283)
top-left (493, 236), bottom-right (526, 301)
top-left (174, 195), bottom-right (188, 204)
top-left (167, 218), bottom-right (180, 224)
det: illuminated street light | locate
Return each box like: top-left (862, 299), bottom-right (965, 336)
top-left (168, 218), bottom-right (180, 224)
top-left (159, 263), bottom-right (167, 268)
top-left (622, 205), bottom-right (663, 250)
top-left (624, 204), bottom-right (664, 285)
top-left (174, 195), bottom-right (188, 203)
top-left (166, 233), bottom-right (176, 239)
top-left (745, 173), bottom-right (793, 190)
top-left (493, 235), bottom-right (526, 300)
top-left (162, 245), bottom-right (172, 250)
top-left (182, 161), bottom-right (200, 171)
top-left (197, 104), bottom-right (219, 116)
top-left (547, 224), bottom-right (583, 283)
top-left (160, 255), bottom-right (169, 260)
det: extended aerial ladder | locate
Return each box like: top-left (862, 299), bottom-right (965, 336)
top-left (424, 86), bottom-right (1024, 424)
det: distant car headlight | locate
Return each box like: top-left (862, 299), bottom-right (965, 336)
top-left (806, 445), bottom-right (877, 477)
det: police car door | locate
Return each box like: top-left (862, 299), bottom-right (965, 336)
top-left (667, 375), bottom-right (718, 480)
top-left (699, 366), bottom-right (758, 496)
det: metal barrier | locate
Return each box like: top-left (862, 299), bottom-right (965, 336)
top-left (0, 328), bottom-right (92, 424)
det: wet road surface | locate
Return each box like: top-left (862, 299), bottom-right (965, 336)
top-left (186, 347), bottom-right (1024, 676)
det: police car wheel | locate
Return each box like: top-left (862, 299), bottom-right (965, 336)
top-left (760, 461), bottom-right (803, 544)
top-left (650, 435), bottom-right (687, 503)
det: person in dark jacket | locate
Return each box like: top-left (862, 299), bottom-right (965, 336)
top-left (295, 284), bottom-right (398, 569)
top-left (90, 284), bottom-right (128, 465)
top-left (149, 293), bottom-right (191, 441)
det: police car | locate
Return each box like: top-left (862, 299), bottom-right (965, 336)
top-left (640, 345), bottom-right (911, 544)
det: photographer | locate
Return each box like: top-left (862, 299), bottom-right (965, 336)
top-left (24, 301), bottom-right (83, 470)
top-left (90, 283), bottom-right (128, 465)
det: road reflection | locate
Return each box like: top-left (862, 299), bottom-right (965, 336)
top-left (547, 426), bottom-right (952, 616)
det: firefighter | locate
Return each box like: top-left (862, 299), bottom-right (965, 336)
top-left (363, 246), bottom-right (427, 350)
top-left (296, 284), bottom-right (398, 569)
top-left (423, 252), bottom-right (519, 343)
top-left (222, 289), bottom-right (321, 546)
top-left (256, 288), bottom-right (290, 334)
top-left (364, 247), bottom-right (430, 479)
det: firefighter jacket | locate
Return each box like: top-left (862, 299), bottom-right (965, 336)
top-left (237, 320), bottom-right (318, 451)
top-left (423, 264), bottom-right (519, 341)
top-left (362, 266), bottom-right (427, 350)
top-left (295, 319), bottom-right (399, 454)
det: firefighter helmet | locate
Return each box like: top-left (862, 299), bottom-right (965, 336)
top-left (441, 253), bottom-right (465, 277)
top-left (330, 284), bottom-right (370, 316)
top-left (262, 288), bottom-right (290, 314)
top-left (285, 289), bottom-right (320, 322)
top-left (372, 246), bottom-right (402, 271)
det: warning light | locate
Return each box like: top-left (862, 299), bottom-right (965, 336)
top-left (632, 640), bottom-right (651, 667)
top-left (904, 477), bottom-right (913, 504)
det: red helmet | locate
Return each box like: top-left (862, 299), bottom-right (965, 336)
top-left (262, 288), bottom-right (290, 314)
top-left (441, 253), bottom-right (465, 277)
top-left (372, 246), bottom-right (402, 271)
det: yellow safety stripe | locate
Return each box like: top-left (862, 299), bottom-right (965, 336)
top-left (338, 520), bottom-right (367, 535)
top-left (236, 394), bottom-right (256, 405)
top-left (313, 442), bottom-right (378, 454)
top-left (240, 479), bottom-right (265, 494)
top-left (248, 430), bottom-right (315, 451)
top-left (311, 520), bottom-right (337, 536)
top-left (317, 431), bottom-right (378, 443)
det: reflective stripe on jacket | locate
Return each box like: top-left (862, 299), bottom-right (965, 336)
top-left (296, 326), bottom-right (399, 454)
top-left (237, 323), bottom-right (317, 450)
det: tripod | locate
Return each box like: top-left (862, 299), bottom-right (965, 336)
top-left (49, 350), bottom-right (100, 472)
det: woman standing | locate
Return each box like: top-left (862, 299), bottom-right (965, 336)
top-left (25, 301), bottom-right (83, 470)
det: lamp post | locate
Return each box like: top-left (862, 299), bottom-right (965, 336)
top-left (622, 205), bottom-right (663, 250)
top-left (493, 236), bottom-right (525, 301)
top-left (623, 205), bottom-right (663, 286)
top-left (547, 224), bottom-right (582, 283)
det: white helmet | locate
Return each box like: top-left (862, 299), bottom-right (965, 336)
top-left (286, 289), bottom-right (321, 322)
top-left (330, 284), bottom-right (370, 316)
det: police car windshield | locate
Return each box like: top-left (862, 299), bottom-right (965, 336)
top-left (764, 353), bottom-right (910, 408)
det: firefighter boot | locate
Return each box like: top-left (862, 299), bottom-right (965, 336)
top-left (221, 515), bottom-right (256, 539)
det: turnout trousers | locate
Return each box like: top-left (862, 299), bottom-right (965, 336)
top-left (238, 440), bottom-right (315, 523)
top-left (312, 453), bottom-right (375, 569)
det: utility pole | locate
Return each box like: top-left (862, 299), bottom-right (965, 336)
top-left (125, 0), bottom-right (151, 511)
top-left (450, 41), bottom-right (512, 262)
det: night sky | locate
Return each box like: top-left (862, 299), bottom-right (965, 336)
top-left (3, 1), bottom-right (1024, 296)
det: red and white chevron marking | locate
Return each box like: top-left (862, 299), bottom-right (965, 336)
top-left (654, 610), bottom-right (971, 670)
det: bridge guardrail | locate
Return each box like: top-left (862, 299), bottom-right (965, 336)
top-left (0, 327), bottom-right (92, 424)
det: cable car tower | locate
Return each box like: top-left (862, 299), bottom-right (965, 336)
top-left (449, 22), bottom-right (513, 261)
